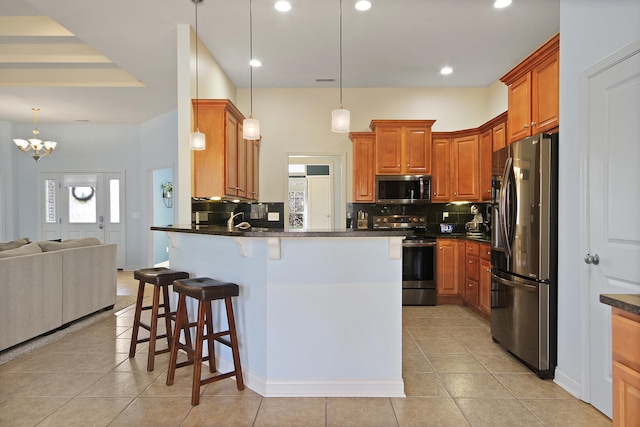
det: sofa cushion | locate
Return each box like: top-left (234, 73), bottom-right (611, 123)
top-left (38, 237), bottom-right (102, 252)
top-left (0, 242), bottom-right (43, 258)
top-left (0, 237), bottom-right (30, 251)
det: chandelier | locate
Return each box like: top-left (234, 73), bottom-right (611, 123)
top-left (13, 108), bottom-right (57, 161)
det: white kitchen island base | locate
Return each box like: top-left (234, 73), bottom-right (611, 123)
top-left (164, 231), bottom-right (405, 398)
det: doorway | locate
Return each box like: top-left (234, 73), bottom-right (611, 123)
top-left (40, 172), bottom-right (126, 269)
top-left (152, 167), bottom-right (173, 266)
top-left (584, 40), bottom-right (640, 417)
top-left (286, 154), bottom-right (345, 231)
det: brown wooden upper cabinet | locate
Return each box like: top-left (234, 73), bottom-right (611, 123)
top-left (349, 132), bottom-right (376, 203)
top-left (451, 133), bottom-right (480, 202)
top-left (431, 136), bottom-right (452, 202)
top-left (501, 34), bottom-right (559, 143)
top-left (192, 99), bottom-right (260, 201)
top-left (370, 120), bottom-right (435, 175)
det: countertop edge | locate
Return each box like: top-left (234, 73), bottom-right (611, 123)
top-left (150, 225), bottom-right (411, 238)
top-left (151, 226), bottom-right (491, 242)
top-left (600, 294), bottom-right (640, 316)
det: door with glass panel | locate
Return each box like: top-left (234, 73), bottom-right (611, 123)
top-left (41, 172), bottom-right (125, 269)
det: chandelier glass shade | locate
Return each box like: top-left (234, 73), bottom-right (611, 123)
top-left (13, 108), bottom-right (57, 161)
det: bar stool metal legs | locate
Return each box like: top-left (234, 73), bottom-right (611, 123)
top-left (166, 277), bottom-right (244, 406)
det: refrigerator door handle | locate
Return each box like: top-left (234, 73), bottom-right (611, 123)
top-left (499, 157), bottom-right (514, 258)
top-left (492, 272), bottom-right (537, 292)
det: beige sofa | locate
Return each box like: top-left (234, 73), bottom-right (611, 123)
top-left (0, 238), bottom-right (117, 352)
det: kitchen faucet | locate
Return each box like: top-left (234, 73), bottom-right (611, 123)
top-left (227, 212), bottom-right (244, 231)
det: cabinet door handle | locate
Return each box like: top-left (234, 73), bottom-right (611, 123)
top-left (453, 192), bottom-right (457, 196)
top-left (531, 121), bottom-right (537, 126)
top-left (439, 247), bottom-right (443, 250)
top-left (397, 164), bottom-right (401, 167)
top-left (523, 123), bottom-right (529, 128)
top-left (407, 163), bottom-right (410, 167)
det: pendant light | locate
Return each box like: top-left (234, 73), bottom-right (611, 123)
top-left (190, 0), bottom-right (206, 150)
top-left (331, 0), bottom-right (350, 133)
top-left (243, 0), bottom-right (261, 140)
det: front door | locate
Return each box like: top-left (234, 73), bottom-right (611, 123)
top-left (586, 41), bottom-right (640, 417)
top-left (41, 172), bottom-right (126, 269)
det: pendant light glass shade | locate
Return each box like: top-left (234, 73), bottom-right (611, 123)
top-left (190, 129), bottom-right (206, 150)
top-left (331, 107), bottom-right (350, 133)
top-left (243, 116), bottom-right (260, 140)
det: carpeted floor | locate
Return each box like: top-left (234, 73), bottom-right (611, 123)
top-left (0, 270), bottom-right (138, 366)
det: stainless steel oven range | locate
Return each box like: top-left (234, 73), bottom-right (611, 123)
top-left (373, 215), bottom-right (436, 306)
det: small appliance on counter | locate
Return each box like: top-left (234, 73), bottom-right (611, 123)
top-left (356, 211), bottom-right (369, 229)
top-left (440, 223), bottom-right (453, 234)
top-left (465, 205), bottom-right (486, 238)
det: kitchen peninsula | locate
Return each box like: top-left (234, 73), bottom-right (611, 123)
top-left (151, 224), bottom-right (409, 397)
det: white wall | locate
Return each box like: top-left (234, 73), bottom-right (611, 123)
top-left (5, 108), bottom-right (178, 270)
top-left (236, 86), bottom-right (507, 201)
top-left (556, 0), bottom-right (640, 398)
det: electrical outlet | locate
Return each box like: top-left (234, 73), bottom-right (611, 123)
top-left (268, 212), bottom-right (279, 221)
top-left (442, 212), bottom-right (449, 220)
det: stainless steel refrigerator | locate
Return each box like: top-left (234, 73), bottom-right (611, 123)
top-left (490, 132), bottom-right (558, 378)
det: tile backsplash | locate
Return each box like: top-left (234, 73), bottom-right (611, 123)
top-left (191, 199), bottom-right (491, 235)
top-left (348, 202), bottom-right (491, 235)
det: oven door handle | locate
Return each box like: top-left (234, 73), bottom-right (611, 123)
top-left (402, 241), bottom-right (437, 247)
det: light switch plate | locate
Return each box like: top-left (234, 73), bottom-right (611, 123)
top-left (268, 212), bottom-right (279, 221)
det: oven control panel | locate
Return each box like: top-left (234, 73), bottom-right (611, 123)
top-left (373, 215), bottom-right (426, 229)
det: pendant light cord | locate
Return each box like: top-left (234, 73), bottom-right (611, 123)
top-left (250, 0), bottom-right (254, 117)
top-left (194, 0), bottom-right (200, 129)
top-left (339, 0), bottom-right (343, 107)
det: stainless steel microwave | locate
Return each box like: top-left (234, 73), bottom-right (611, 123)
top-left (376, 175), bottom-right (431, 204)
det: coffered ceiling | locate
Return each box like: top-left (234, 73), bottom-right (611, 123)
top-left (0, 0), bottom-right (559, 125)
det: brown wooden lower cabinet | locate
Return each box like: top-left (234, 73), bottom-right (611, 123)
top-left (436, 238), bottom-right (462, 304)
top-left (436, 238), bottom-right (491, 315)
top-left (611, 308), bottom-right (640, 426)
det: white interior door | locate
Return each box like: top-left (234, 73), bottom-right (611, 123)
top-left (307, 175), bottom-right (332, 231)
top-left (40, 172), bottom-right (126, 269)
top-left (586, 42), bottom-right (640, 418)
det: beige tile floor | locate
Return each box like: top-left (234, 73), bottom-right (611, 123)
top-left (0, 271), bottom-right (611, 426)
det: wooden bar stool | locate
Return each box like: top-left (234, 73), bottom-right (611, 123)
top-left (166, 277), bottom-right (244, 406)
top-left (129, 267), bottom-right (190, 371)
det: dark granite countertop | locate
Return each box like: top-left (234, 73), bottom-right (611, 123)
top-left (429, 233), bottom-right (491, 244)
top-left (151, 224), bottom-right (411, 238)
top-left (600, 294), bottom-right (640, 316)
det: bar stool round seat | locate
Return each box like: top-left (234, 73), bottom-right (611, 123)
top-left (166, 277), bottom-right (244, 406)
top-left (128, 267), bottom-right (189, 371)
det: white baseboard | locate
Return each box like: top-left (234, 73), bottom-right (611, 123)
top-left (218, 356), bottom-right (406, 398)
top-left (553, 367), bottom-right (582, 399)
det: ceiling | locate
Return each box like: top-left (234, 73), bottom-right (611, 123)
top-left (0, 0), bottom-right (559, 125)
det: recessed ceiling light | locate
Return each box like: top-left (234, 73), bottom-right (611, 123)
top-left (440, 66), bottom-right (453, 75)
top-left (249, 59), bottom-right (262, 67)
top-left (493, 0), bottom-right (512, 8)
top-left (275, 1), bottom-right (291, 12)
top-left (355, 1), bottom-right (372, 11)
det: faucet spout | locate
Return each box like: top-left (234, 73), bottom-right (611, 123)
top-left (227, 212), bottom-right (244, 231)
